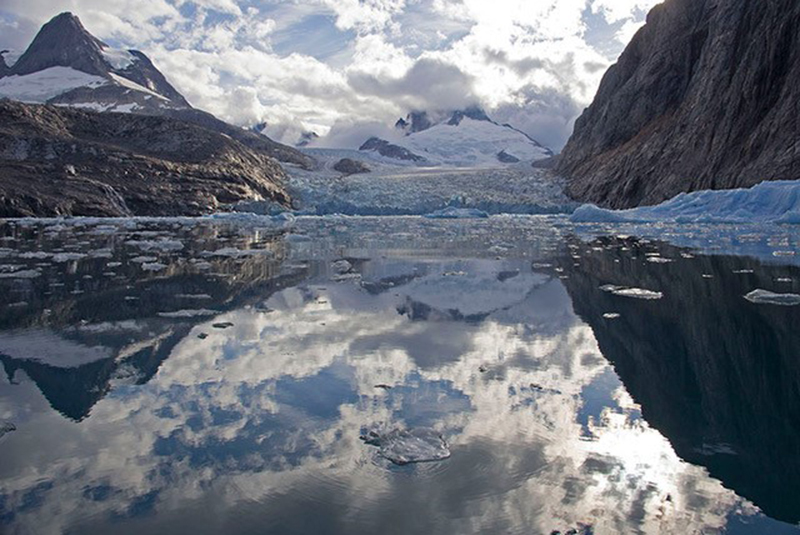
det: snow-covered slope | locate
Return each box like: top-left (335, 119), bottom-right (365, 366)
top-left (0, 67), bottom-right (107, 103)
top-left (403, 118), bottom-right (552, 166)
top-left (571, 180), bottom-right (800, 224)
top-left (358, 108), bottom-right (553, 167)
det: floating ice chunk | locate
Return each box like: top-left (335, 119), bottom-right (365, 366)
top-left (600, 284), bottom-right (663, 300)
top-left (207, 247), bottom-right (270, 258)
top-left (130, 256), bottom-right (157, 263)
top-left (0, 269), bottom-right (40, 279)
top-left (17, 251), bottom-right (50, 259)
top-left (744, 289), bottom-right (800, 306)
top-left (141, 262), bottom-right (167, 272)
top-left (603, 313), bottom-right (621, 319)
top-left (126, 239), bottom-right (183, 252)
top-left (158, 309), bottom-right (219, 318)
top-left (52, 252), bottom-right (86, 262)
top-left (424, 207), bottom-right (489, 219)
top-left (646, 257), bottom-right (673, 264)
top-left (612, 288), bottom-right (663, 300)
top-left (360, 428), bottom-right (451, 465)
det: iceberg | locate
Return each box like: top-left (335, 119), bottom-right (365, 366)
top-left (571, 181), bottom-right (800, 224)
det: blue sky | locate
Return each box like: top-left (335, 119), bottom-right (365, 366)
top-left (0, 0), bottom-right (660, 149)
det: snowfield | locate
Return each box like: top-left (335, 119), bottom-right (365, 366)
top-left (571, 181), bottom-right (800, 224)
top-left (0, 67), bottom-right (107, 103)
top-left (273, 149), bottom-right (575, 216)
top-left (398, 118), bottom-right (552, 166)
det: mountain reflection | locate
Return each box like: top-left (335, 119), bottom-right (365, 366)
top-left (0, 217), bottom-right (798, 534)
top-left (562, 236), bottom-right (800, 524)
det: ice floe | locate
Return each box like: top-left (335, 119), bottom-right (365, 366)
top-left (600, 285), bottom-right (663, 300)
top-left (743, 289), bottom-right (800, 306)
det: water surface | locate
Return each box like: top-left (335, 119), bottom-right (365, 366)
top-left (0, 215), bottom-right (799, 534)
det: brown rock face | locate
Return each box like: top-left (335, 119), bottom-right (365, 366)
top-left (556, 0), bottom-right (800, 208)
top-left (0, 101), bottom-right (290, 217)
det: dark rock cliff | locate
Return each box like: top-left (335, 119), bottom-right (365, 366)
top-left (0, 100), bottom-right (290, 217)
top-left (557, 0), bottom-right (800, 208)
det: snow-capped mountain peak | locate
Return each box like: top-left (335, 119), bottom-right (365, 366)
top-left (0, 12), bottom-right (189, 113)
top-left (361, 107), bottom-right (553, 167)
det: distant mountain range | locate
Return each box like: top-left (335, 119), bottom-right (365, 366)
top-left (358, 106), bottom-right (553, 167)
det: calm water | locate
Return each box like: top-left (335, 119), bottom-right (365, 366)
top-left (0, 215), bottom-right (799, 535)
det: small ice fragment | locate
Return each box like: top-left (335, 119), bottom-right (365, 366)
top-left (52, 252), bottom-right (86, 263)
top-left (360, 428), bottom-right (450, 465)
top-left (0, 269), bottom-right (40, 279)
top-left (158, 309), bottom-right (218, 318)
top-left (424, 207), bottom-right (489, 219)
top-left (141, 262), bottom-right (167, 272)
top-left (744, 289), bottom-right (800, 306)
top-left (647, 257), bottom-right (673, 264)
top-left (612, 288), bottom-right (664, 300)
top-left (603, 313), bottom-right (621, 319)
top-left (332, 259), bottom-right (352, 274)
top-left (733, 269), bottom-right (754, 274)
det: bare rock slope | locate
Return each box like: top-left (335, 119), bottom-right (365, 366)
top-left (0, 100), bottom-right (290, 217)
top-left (557, 0), bottom-right (800, 208)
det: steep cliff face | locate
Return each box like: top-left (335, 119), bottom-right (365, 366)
top-left (0, 101), bottom-right (290, 217)
top-left (557, 0), bottom-right (800, 208)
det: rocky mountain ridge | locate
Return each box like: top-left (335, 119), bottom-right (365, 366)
top-left (0, 100), bottom-right (290, 217)
top-left (556, 0), bottom-right (800, 208)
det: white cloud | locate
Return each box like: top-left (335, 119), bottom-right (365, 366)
top-left (0, 0), bottom-right (663, 149)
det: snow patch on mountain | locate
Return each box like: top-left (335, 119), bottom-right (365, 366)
top-left (0, 67), bottom-right (107, 103)
top-left (108, 72), bottom-right (169, 101)
top-left (100, 47), bottom-right (137, 70)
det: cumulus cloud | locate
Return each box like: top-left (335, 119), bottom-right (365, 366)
top-left (0, 0), bottom-right (663, 149)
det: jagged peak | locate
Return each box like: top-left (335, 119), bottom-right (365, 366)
top-left (11, 12), bottom-right (108, 77)
top-left (396, 106), bottom-right (493, 134)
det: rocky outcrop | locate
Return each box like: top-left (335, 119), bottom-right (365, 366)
top-left (0, 100), bottom-right (290, 217)
top-left (557, 0), bottom-right (800, 208)
top-left (359, 137), bottom-right (426, 162)
top-left (333, 158), bottom-right (370, 175)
